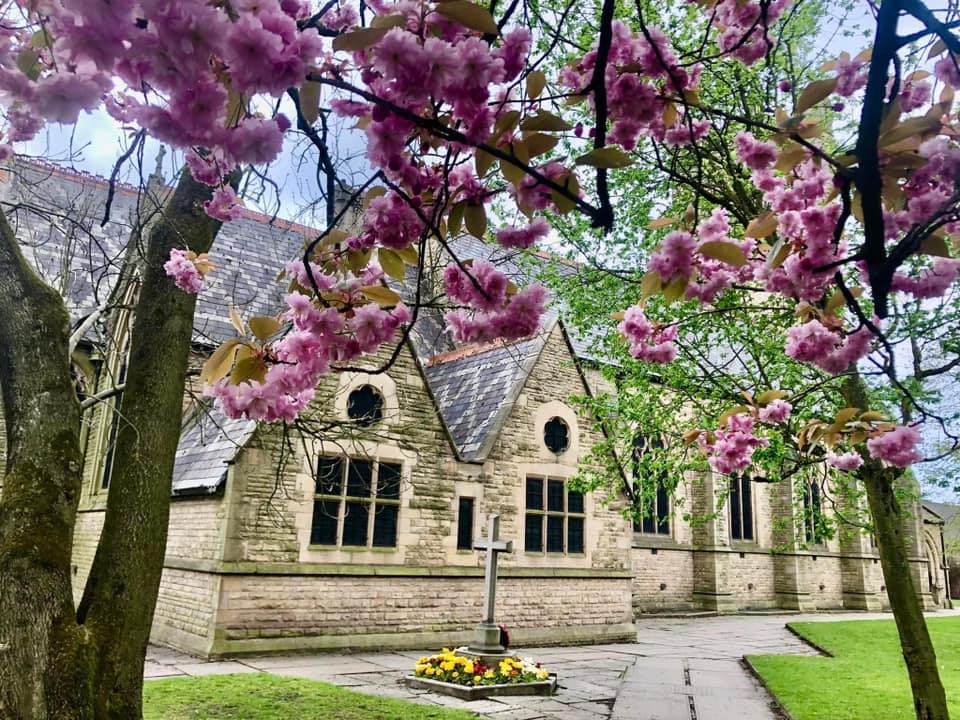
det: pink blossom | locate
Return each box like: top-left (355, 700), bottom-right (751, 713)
top-left (758, 399), bottom-right (792, 424)
top-left (735, 132), bottom-right (778, 171)
top-left (322, 3), bottom-right (358, 31)
top-left (496, 218), bottom-right (550, 249)
top-left (618, 305), bottom-right (678, 364)
top-left (31, 73), bottom-right (109, 123)
top-left (834, 53), bottom-right (868, 96)
top-left (703, 413), bottom-right (769, 475)
top-left (867, 425), bottom-right (922, 468)
top-left (164, 248), bottom-right (205, 293)
top-left (226, 116), bottom-right (288, 166)
top-left (649, 230), bottom-right (696, 282)
top-left (203, 186), bottom-right (244, 222)
top-left (826, 451), bottom-right (863, 471)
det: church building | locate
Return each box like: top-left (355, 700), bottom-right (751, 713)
top-left (0, 159), bottom-right (950, 659)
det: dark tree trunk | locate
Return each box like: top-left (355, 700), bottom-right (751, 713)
top-left (0, 208), bottom-right (93, 719)
top-left (77, 170), bottom-right (225, 720)
top-left (844, 373), bottom-right (949, 720)
top-left (0, 168), bottom-right (223, 720)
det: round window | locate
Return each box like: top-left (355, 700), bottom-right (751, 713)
top-left (347, 385), bottom-right (384, 426)
top-left (544, 416), bottom-right (570, 454)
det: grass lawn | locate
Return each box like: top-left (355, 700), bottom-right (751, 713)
top-left (749, 616), bottom-right (960, 720)
top-left (143, 673), bottom-right (477, 720)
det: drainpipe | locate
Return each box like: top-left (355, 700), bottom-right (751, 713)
top-left (939, 523), bottom-right (952, 609)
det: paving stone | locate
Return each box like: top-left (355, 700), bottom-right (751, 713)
top-left (177, 662), bottom-right (259, 677)
top-left (483, 708), bottom-right (546, 719)
top-left (611, 695), bottom-right (691, 720)
top-left (143, 664), bottom-right (185, 679)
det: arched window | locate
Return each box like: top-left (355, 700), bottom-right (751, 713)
top-left (803, 480), bottom-right (825, 544)
top-left (347, 385), bottom-right (384, 426)
top-left (632, 433), bottom-right (670, 536)
top-left (543, 416), bottom-right (570, 454)
top-left (729, 474), bottom-right (754, 542)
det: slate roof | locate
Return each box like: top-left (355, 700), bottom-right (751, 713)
top-left (171, 407), bottom-right (257, 495)
top-left (0, 159), bottom-right (310, 346)
top-left (424, 331), bottom-right (549, 461)
top-left (5, 158), bottom-right (601, 484)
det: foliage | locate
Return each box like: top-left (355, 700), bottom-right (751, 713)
top-left (749, 617), bottom-right (960, 720)
top-left (143, 673), bottom-right (476, 720)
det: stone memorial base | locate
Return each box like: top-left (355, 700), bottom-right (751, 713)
top-left (404, 674), bottom-right (558, 700)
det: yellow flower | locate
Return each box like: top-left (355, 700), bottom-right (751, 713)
top-left (440, 661), bottom-right (455, 672)
top-left (474, 676), bottom-right (482, 684)
top-left (463, 661), bottom-right (474, 674)
top-left (536, 670), bottom-right (549, 680)
top-left (484, 670), bottom-right (495, 679)
top-left (452, 671), bottom-right (460, 679)
top-left (424, 667), bottom-right (434, 676)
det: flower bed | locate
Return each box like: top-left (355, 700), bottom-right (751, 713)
top-left (414, 649), bottom-right (550, 687)
top-left (405, 649), bottom-right (557, 700)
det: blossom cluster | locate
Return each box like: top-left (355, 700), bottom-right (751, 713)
top-left (163, 249), bottom-right (211, 294)
top-left (700, 413), bottom-right (769, 476)
top-left (618, 304), bottom-right (678, 363)
top-left (414, 649), bottom-right (550, 686)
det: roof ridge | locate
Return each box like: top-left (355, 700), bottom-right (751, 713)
top-left (425, 336), bottom-right (536, 367)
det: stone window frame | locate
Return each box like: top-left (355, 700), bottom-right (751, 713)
top-left (533, 400), bottom-right (579, 462)
top-left (334, 371), bottom-right (399, 428)
top-left (728, 474), bottom-right (756, 544)
top-left (309, 455), bottom-right (402, 550)
top-left (523, 475), bottom-right (586, 556)
top-left (631, 433), bottom-right (672, 538)
top-left (802, 478), bottom-right (827, 546)
top-left (456, 495), bottom-right (476, 551)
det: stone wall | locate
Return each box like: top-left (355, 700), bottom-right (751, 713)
top-left (151, 567), bottom-right (221, 655)
top-left (631, 547), bottom-right (694, 611)
top-left (210, 572), bottom-right (633, 655)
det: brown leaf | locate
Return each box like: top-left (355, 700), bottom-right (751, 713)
top-left (475, 148), bottom-right (494, 177)
top-left (524, 133), bottom-right (559, 158)
top-left (229, 303), bottom-right (245, 335)
top-left (919, 234), bottom-right (952, 258)
top-left (796, 77), bottom-right (839, 115)
top-left (640, 270), bottom-right (662, 300)
top-left (299, 80), bottom-right (321, 125)
top-left (880, 115), bottom-right (943, 147)
top-left (464, 202), bottom-right (487, 238)
top-left (526, 70), bottom-right (547, 100)
top-left (834, 407), bottom-right (860, 425)
top-left (378, 248), bottom-right (406, 281)
top-left (248, 316), bottom-right (281, 342)
top-left (575, 147), bottom-right (634, 169)
top-left (745, 212), bottom-right (778, 239)
top-left (662, 275), bottom-right (688, 304)
top-left (361, 285), bottom-right (402, 306)
top-left (200, 338), bottom-right (242, 386)
top-left (648, 217), bottom-right (677, 230)
top-left (435, 0), bottom-right (499, 35)
top-left (825, 286), bottom-right (863, 315)
top-left (698, 240), bottom-right (747, 267)
top-left (332, 27), bottom-right (389, 52)
top-left (774, 143), bottom-right (808, 172)
top-left (519, 111), bottom-right (573, 132)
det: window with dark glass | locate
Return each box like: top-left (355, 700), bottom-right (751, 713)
top-left (631, 433), bottom-right (670, 536)
top-left (729, 474), bottom-right (754, 542)
top-left (803, 480), bottom-right (825, 544)
top-left (100, 356), bottom-right (129, 490)
top-left (347, 385), bottom-right (384, 426)
top-left (543, 417), bottom-right (570, 454)
top-left (457, 497), bottom-right (475, 550)
top-left (524, 475), bottom-right (585, 554)
top-left (310, 456), bottom-right (401, 548)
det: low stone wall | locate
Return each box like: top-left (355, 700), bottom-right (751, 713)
top-left (194, 569), bottom-right (634, 656)
top-left (151, 566), bottom-right (221, 656)
top-left (631, 547), bottom-right (694, 612)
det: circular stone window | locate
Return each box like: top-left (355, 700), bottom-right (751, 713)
top-left (543, 416), bottom-right (570, 454)
top-left (347, 385), bottom-right (384, 426)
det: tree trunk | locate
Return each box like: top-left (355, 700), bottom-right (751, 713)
top-left (843, 373), bottom-right (949, 720)
top-left (76, 169), bottom-right (225, 719)
top-left (0, 167), bottom-right (224, 720)
top-left (0, 208), bottom-right (93, 719)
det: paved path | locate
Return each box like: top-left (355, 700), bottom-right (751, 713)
top-left (145, 611), bottom-right (960, 719)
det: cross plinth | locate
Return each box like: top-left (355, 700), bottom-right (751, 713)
top-left (467, 513), bottom-right (514, 655)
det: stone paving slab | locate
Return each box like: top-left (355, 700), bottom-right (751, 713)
top-left (143, 610), bottom-right (960, 719)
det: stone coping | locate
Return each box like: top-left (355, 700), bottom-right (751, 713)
top-left (162, 557), bottom-right (633, 579)
top-left (403, 675), bottom-right (557, 700)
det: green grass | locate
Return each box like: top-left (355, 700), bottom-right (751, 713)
top-left (143, 673), bottom-right (477, 720)
top-left (749, 616), bottom-right (960, 720)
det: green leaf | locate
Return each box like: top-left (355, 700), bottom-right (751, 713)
top-left (333, 27), bottom-right (389, 52)
top-left (524, 133), bottom-right (559, 158)
top-left (435, 1), bottom-right (499, 35)
top-left (379, 248), bottom-right (406, 281)
top-left (575, 147), bottom-right (634, 169)
top-left (447, 201), bottom-right (466, 236)
top-left (698, 240), bottom-right (747, 267)
top-left (348, 248), bottom-right (372, 273)
top-left (231, 354), bottom-right (266, 385)
top-left (757, 389), bottom-right (788, 405)
top-left (16, 48), bottom-right (40, 80)
top-left (397, 245), bottom-right (419, 265)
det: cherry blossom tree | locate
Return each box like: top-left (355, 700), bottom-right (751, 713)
top-left (0, 0), bottom-right (959, 717)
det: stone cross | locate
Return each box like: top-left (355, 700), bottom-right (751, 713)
top-left (468, 514), bottom-right (514, 654)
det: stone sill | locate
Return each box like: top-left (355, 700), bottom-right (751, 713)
top-left (403, 675), bottom-right (557, 700)
top-left (163, 557), bottom-right (633, 579)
